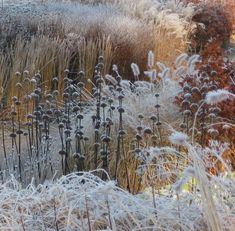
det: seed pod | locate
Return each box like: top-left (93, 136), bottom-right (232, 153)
top-left (66, 137), bottom-right (72, 142)
top-left (182, 100), bottom-right (190, 107)
top-left (34, 88), bottom-right (41, 95)
top-left (208, 113), bottom-right (216, 119)
top-left (102, 136), bottom-right (111, 143)
top-left (84, 136), bottom-right (89, 141)
top-left (63, 93), bottom-right (69, 99)
top-left (12, 96), bottom-right (18, 102)
top-left (183, 84), bottom-right (190, 92)
top-left (208, 128), bottom-right (219, 137)
top-left (34, 111), bottom-right (41, 116)
top-left (77, 82), bottom-right (84, 88)
top-left (27, 114), bottom-right (33, 119)
top-left (211, 70), bottom-right (217, 77)
top-left (101, 102), bottom-right (107, 108)
top-left (116, 76), bottom-right (122, 83)
top-left (15, 101), bottom-right (21, 106)
top-left (64, 129), bottom-right (71, 135)
top-left (190, 103), bottom-right (198, 111)
top-left (59, 150), bottom-right (66, 155)
top-left (73, 153), bottom-right (79, 159)
top-left (180, 123), bottom-right (187, 129)
top-left (151, 135), bottom-right (158, 140)
top-left (16, 82), bottom-right (22, 88)
top-left (135, 148), bottom-right (142, 154)
top-left (10, 133), bottom-right (17, 138)
top-left (118, 107), bottom-right (125, 113)
top-left (191, 87), bottom-right (200, 94)
top-left (135, 134), bottom-right (142, 140)
top-left (136, 126), bottom-right (143, 131)
top-left (116, 87), bottom-right (122, 92)
top-left (16, 130), bottom-right (23, 135)
top-left (183, 110), bottom-right (191, 116)
top-left (144, 127), bottom-right (153, 134)
top-left (42, 115), bottom-right (49, 120)
top-left (96, 78), bottom-right (103, 85)
top-left (184, 93), bottom-right (192, 99)
top-left (58, 123), bottom-right (64, 129)
top-left (118, 95), bottom-right (124, 100)
top-left (150, 115), bottom-right (157, 121)
top-left (11, 111), bottom-right (17, 116)
top-left (77, 114), bottom-right (84, 120)
top-left (94, 142), bottom-right (100, 148)
top-left (118, 130), bottom-right (126, 136)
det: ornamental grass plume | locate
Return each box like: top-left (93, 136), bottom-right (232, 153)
top-left (169, 131), bottom-right (188, 146)
top-left (205, 89), bottom-right (234, 105)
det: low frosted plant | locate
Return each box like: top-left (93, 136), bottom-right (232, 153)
top-left (0, 168), bottom-right (233, 231)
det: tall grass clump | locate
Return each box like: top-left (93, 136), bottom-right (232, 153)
top-left (0, 0), bottom-right (195, 103)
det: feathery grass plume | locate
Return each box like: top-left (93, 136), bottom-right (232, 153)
top-left (169, 131), bottom-right (188, 146)
top-left (147, 50), bottom-right (154, 68)
top-left (174, 53), bottom-right (188, 67)
top-left (205, 89), bottom-right (234, 105)
top-left (131, 63), bottom-right (140, 80)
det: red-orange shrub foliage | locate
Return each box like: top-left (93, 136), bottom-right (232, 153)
top-left (189, 3), bottom-right (232, 52)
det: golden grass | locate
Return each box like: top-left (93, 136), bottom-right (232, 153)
top-left (0, 0), bottom-right (193, 110)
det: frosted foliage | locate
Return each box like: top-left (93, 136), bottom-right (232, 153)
top-left (0, 169), bottom-right (232, 231)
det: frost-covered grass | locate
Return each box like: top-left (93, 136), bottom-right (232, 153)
top-left (0, 168), bottom-right (233, 231)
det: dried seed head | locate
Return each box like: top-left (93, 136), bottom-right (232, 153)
top-left (144, 127), bottom-right (153, 134)
top-left (31, 78), bottom-right (37, 84)
top-left (12, 96), bottom-right (18, 102)
top-left (138, 113), bottom-right (144, 119)
top-left (73, 153), bottom-right (80, 159)
top-left (15, 71), bottom-right (21, 77)
top-left (135, 134), bottom-right (142, 140)
top-left (64, 69), bottom-right (69, 75)
top-left (58, 123), bottom-right (64, 129)
top-left (59, 150), bottom-right (66, 155)
top-left (184, 93), bottom-right (192, 99)
top-left (118, 106), bottom-right (125, 113)
top-left (208, 128), bottom-right (219, 137)
top-left (16, 82), bottom-right (22, 88)
top-left (180, 123), bottom-right (187, 129)
top-left (84, 136), bottom-right (89, 141)
top-left (211, 70), bottom-right (217, 77)
top-left (98, 56), bottom-right (104, 63)
top-left (35, 73), bottom-right (41, 80)
top-left (191, 87), bottom-right (200, 94)
top-left (78, 71), bottom-right (85, 78)
top-left (136, 125), bottom-right (143, 131)
top-left (102, 136), bottom-right (111, 143)
top-left (77, 114), bottom-right (84, 120)
top-left (10, 133), bottom-right (17, 138)
top-left (190, 103), bottom-right (198, 111)
top-left (77, 82), bottom-right (84, 88)
top-left (23, 70), bottom-right (29, 77)
top-left (118, 130), bottom-right (126, 136)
